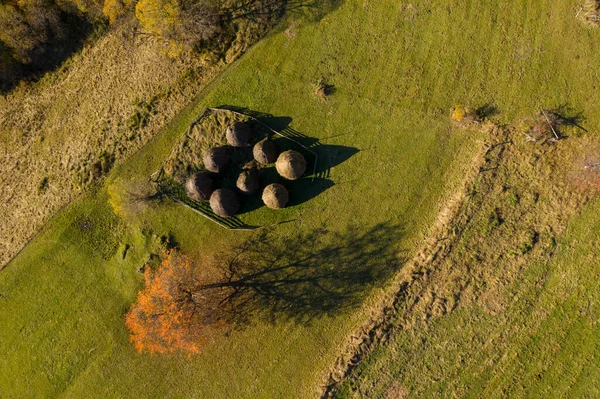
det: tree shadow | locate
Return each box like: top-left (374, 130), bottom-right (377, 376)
top-left (202, 222), bottom-right (405, 326)
top-left (0, 13), bottom-right (95, 95)
top-left (223, 0), bottom-right (344, 24)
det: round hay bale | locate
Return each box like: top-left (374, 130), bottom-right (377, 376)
top-left (262, 183), bottom-right (289, 209)
top-left (275, 150), bottom-right (307, 180)
top-left (210, 188), bottom-right (241, 217)
top-left (236, 168), bottom-right (260, 195)
top-left (226, 121), bottom-right (253, 147)
top-left (185, 171), bottom-right (214, 201)
top-left (203, 146), bottom-right (230, 174)
top-left (253, 139), bottom-right (277, 164)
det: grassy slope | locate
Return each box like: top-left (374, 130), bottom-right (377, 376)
top-left (1, 0), bottom-right (600, 398)
top-left (331, 1), bottom-right (600, 396)
top-left (339, 198), bottom-right (600, 398)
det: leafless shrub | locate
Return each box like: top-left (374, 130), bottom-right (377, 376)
top-left (581, 0), bottom-right (600, 26)
top-left (519, 110), bottom-right (561, 143)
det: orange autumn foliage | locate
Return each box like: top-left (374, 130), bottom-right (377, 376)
top-left (125, 250), bottom-right (221, 354)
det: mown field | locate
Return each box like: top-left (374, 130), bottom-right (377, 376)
top-left (1, 0), bottom-right (600, 398)
top-left (337, 198), bottom-right (600, 398)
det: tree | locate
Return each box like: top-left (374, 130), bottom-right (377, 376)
top-left (125, 224), bottom-right (400, 354)
top-left (102, 0), bottom-right (130, 23)
top-left (134, 0), bottom-right (219, 53)
top-left (125, 250), bottom-right (226, 354)
top-left (1, 0), bottom-right (67, 62)
top-left (134, 0), bottom-right (180, 39)
top-left (0, 41), bottom-right (23, 92)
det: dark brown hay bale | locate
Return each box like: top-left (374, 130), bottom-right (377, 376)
top-left (262, 183), bottom-right (289, 209)
top-left (209, 188), bottom-right (241, 217)
top-left (226, 121), bottom-right (253, 147)
top-left (203, 146), bottom-right (231, 174)
top-left (275, 150), bottom-right (307, 180)
top-left (236, 168), bottom-right (260, 195)
top-left (185, 171), bottom-right (214, 201)
top-left (253, 139), bottom-right (277, 164)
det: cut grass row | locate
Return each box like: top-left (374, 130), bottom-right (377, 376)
top-left (337, 198), bottom-right (600, 398)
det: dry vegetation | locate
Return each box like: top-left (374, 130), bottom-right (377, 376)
top-left (326, 117), bottom-right (598, 397)
top-left (0, 27), bottom-right (198, 267)
top-left (581, 0), bottom-right (600, 25)
top-left (164, 110), bottom-right (252, 182)
top-left (0, 9), bottom-right (285, 267)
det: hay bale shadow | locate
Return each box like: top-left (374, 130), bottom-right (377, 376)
top-left (313, 144), bottom-right (359, 178)
top-left (287, 177), bottom-right (334, 206)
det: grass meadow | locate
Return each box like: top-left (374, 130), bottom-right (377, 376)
top-left (336, 198), bottom-right (600, 398)
top-left (2, 0), bottom-right (600, 398)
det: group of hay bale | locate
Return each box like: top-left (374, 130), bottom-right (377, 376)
top-left (184, 121), bottom-right (307, 217)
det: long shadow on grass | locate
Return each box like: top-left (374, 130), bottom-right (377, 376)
top-left (208, 222), bottom-right (405, 326)
top-left (223, 0), bottom-right (344, 24)
top-left (0, 14), bottom-right (95, 94)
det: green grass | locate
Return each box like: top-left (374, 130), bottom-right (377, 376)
top-left (2, 0), bottom-right (600, 397)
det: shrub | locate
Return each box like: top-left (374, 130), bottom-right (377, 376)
top-left (520, 111), bottom-right (560, 143)
top-left (102, 0), bottom-right (133, 23)
top-left (37, 176), bottom-right (49, 195)
top-left (315, 79), bottom-right (334, 100)
top-left (451, 105), bottom-right (467, 122)
top-left (450, 105), bottom-right (478, 127)
top-left (519, 229), bottom-right (538, 255)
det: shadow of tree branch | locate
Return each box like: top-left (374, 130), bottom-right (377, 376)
top-left (201, 222), bottom-right (405, 326)
top-left (222, 0), bottom-right (344, 23)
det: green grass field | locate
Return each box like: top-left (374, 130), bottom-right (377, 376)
top-left (2, 0), bottom-right (600, 398)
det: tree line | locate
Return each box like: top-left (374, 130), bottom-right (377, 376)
top-left (0, 0), bottom-right (339, 92)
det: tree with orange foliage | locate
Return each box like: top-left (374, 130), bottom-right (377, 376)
top-left (125, 250), bottom-right (225, 354)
